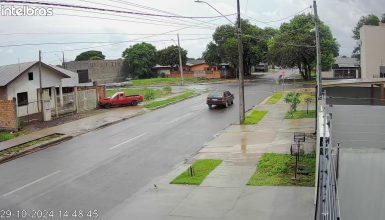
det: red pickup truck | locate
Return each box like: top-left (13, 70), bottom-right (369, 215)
top-left (99, 92), bottom-right (144, 108)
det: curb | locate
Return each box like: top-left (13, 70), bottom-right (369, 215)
top-left (0, 135), bottom-right (72, 164)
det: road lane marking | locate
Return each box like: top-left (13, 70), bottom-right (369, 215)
top-left (109, 133), bottom-right (147, 150)
top-left (3, 170), bottom-right (62, 197)
top-left (166, 113), bottom-right (194, 124)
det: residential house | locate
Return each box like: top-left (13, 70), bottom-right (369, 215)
top-left (323, 25), bottom-right (385, 105)
top-left (330, 57), bottom-right (360, 79)
top-left (0, 61), bottom-right (95, 123)
top-left (153, 64), bottom-right (171, 77)
top-left (64, 59), bottom-right (127, 84)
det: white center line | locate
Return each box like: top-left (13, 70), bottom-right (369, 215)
top-left (109, 133), bottom-right (147, 150)
top-left (3, 170), bottom-right (62, 197)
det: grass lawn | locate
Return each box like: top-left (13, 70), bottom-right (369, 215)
top-left (300, 92), bottom-right (316, 104)
top-left (285, 110), bottom-right (316, 119)
top-left (132, 78), bottom-right (221, 86)
top-left (171, 159), bottom-right (222, 185)
top-left (144, 91), bottom-right (196, 110)
top-left (243, 110), bottom-right (268, 125)
top-left (0, 134), bottom-right (63, 159)
top-left (106, 87), bottom-right (171, 101)
top-left (247, 153), bottom-right (316, 187)
top-left (266, 92), bottom-right (283, 104)
top-left (0, 132), bottom-right (15, 142)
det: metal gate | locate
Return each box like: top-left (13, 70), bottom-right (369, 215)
top-left (77, 88), bottom-right (97, 112)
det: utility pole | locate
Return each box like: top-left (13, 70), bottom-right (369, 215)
top-left (39, 50), bottom-right (44, 119)
top-left (177, 33), bottom-right (184, 86)
top-left (313, 0), bottom-right (322, 99)
top-left (237, 0), bottom-right (245, 123)
top-left (62, 51), bottom-right (65, 69)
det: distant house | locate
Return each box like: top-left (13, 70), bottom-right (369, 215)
top-left (153, 64), bottom-right (171, 77)
top-left (330, 57), bottom-right (360, 79)
top-left (0, 61), bottom-right (94, 121)
top-left (64, 59), bottom-right (127, 84)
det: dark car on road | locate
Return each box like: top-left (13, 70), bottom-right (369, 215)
top-left (207, 90), bottom-right (234, 109)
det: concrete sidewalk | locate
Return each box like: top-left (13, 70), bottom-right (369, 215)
top-left (108, 99), bottom-right (316, 220)
top-left (0, 106), bottom-right (145, 151)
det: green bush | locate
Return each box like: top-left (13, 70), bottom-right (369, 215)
top-left (162, 86), bottom-right (172, 94)
top-left (144, 89), bottom-right (156, 101)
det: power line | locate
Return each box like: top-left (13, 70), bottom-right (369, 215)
top-left (244, 6), bottom-right (311, 25)
top-left (0, 32), bottom-right (213, 36)
top-left (1, 0), bottom-right (236, 19)
top-left (53, 12), bottom-right (214, 29)
top-left (0, 37), bottom-right (212, 48)
top-left (86, 0), bottom-right (224, 28)
top-left (41, 16), bottom-right (223, 53)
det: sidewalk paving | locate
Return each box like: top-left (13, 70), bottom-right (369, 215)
top-left (108, 99), bottom-right (317, 220)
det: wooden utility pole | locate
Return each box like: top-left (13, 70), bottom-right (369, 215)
top-left (177, 33), bottom-right (184, 86)
top-left (313, 0), bottom-right (322, 98)
top-left (237, 0), bottom-right (245, 123)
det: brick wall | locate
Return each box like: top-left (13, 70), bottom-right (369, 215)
top-left (0, 99), bottom-right (18, 131)
top-left (97, 86), bottom-right (106, 99)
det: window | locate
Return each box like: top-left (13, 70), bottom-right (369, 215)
top-left (17, 92), bottom-right (28, 106)
top-left (28, 72), bottom-right (33, 81)
top-left (77, 69), bottom-right (90, 83)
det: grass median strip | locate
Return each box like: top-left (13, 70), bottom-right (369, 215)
top-left (285, 110), bottom-right (316, 119)
top-left (171, 159), bottom-right (222, 185)
top-left (266, 92), bottom-right (283, 104)
top-left (243, 110), bottom-right (268, 125)
top-left (0, 134), bottom-right (64, 161)
top-left (247, 153), bottom-right (316, 187)
top-left (144, 91), bottom-right (196, 110)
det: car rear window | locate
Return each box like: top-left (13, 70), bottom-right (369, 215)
top-left (208, 91), bottom-right (224, 98)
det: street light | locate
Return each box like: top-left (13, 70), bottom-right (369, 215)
top-left (195, 0), bottom-right (245, 123)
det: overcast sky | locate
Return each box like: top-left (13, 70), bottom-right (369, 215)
top-left (0, 0), bottom-right (383, 66)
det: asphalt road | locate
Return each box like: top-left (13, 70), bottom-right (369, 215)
top-left (0, 77), bottom-right (292, 219)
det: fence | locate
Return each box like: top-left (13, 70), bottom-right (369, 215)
top-left (77, 88), bottom-right (97, 112)
top-left (168, 70), bottom-right (221, 79)
top-left (315, 96), bottom-right (341, 220)
top-left (56, 92), bottom-right (76, 115)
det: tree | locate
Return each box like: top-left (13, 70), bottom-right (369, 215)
top-left (202, 42), bottom-right (221, 66)
top-left (284, 92), bottom-right (301, 112)
top-left (268, 14), bottom-right (339, 80)
top-left (352, 14), bottom-right (380, 58)
top-left (157, 45), bottom-right (187, 67)
top-left (202, 20), bottom-right (273, 76)
top-left (75, 50), bottom-right (105, 61)
top-left (122, 42), bottom-right (157, 79)
top-left (382, 14), bottom-right (385, 23)
top-left (352, 14), bottom-right (380, 40)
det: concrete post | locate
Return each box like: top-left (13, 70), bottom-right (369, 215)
top-left (381, 84), bottom-right (384, 106)
top-left (52, 87), bottom-right (58, 118)
top-left (74, 86), bottom-right (79, 113)
top-left (59, 83), bottom-right (64, 107)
